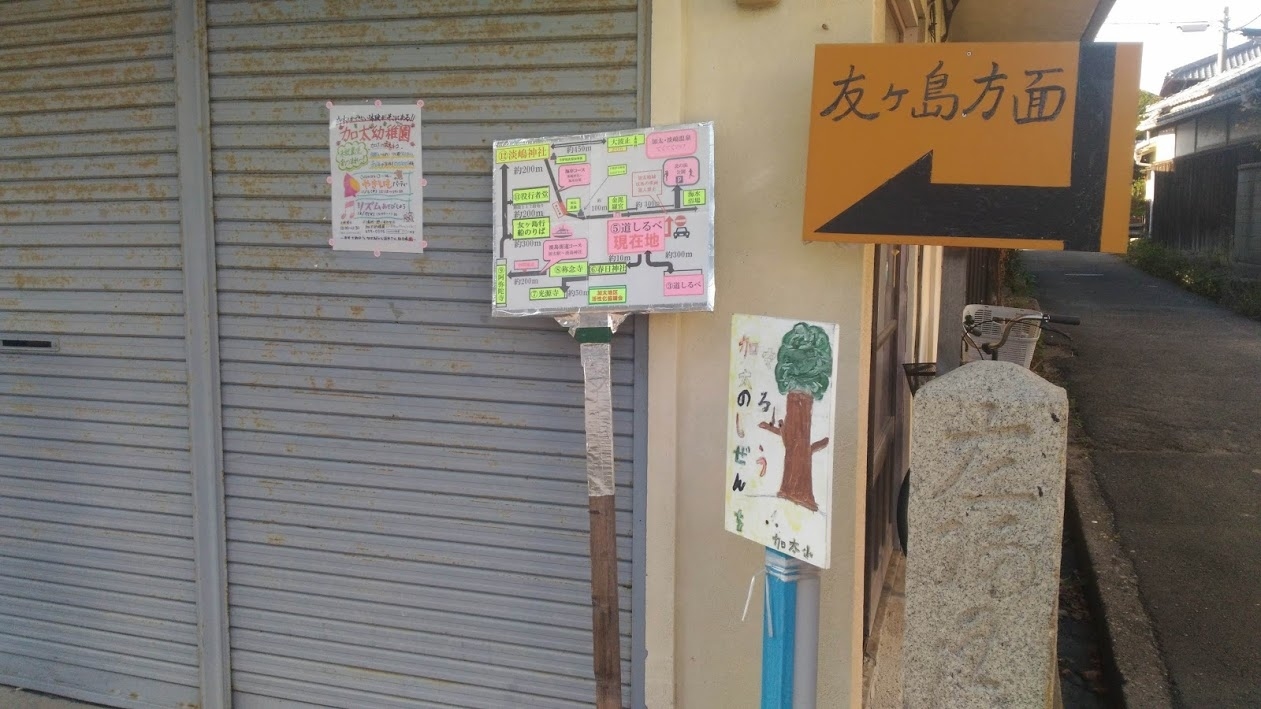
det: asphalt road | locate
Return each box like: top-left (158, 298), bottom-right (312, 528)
top-left (1026, 250), bottom-right (1261, 708)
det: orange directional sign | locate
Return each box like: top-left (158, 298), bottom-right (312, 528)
top-left (802, 42), bottom-right (1141, 252)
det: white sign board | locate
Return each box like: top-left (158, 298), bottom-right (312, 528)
top-left (491, 123), bottom-right (715, 316)
top-left (328, 105), bottom-right (424, 253)
top-left (725, 314), bottom-right (840, 569)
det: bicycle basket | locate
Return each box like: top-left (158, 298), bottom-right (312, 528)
top-left (961, 304), bottom-right (1042, 369)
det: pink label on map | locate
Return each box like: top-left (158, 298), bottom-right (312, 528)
top-left (632, 170), bottom-right (661, 196)
top-left (646, 128), bottom-right (698, 159)
top-left (543, 238), bottom-right (587, 267)
top-left (607, 217), bottom-right (667, 254)
top-left (513, 259), bottom-right (540, 271)
top-left (663, 271), bottom-right (706, 296)
top-left (558, 163), bottom-right (591, 189)
top-left (663, 157), bottom-right (701, 187)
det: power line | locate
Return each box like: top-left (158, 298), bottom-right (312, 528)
top-left (1105, 10), bottom-right (1261, 30)
top-left (1107, 21), bottom-right (1208, 25)
top-left (1235, 10), bottom-right (1261, 29)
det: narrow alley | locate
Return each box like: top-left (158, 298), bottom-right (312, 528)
top-left (1027, 250), bottom-right (1261, 707)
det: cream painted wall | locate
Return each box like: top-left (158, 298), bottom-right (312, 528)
top-left (948, 0), bottom-right (1105, 41)
top-left (1151, 131), bottom-right (1176, 164)
top-left (645, 1), bottom-right (878, 706)
top-left (917, 245), bottom-right (943, 363)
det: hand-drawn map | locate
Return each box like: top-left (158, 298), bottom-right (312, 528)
top-left (491, 123), bottom-right (715, 316)
top-left (725, 314), bottom-right (841, 569)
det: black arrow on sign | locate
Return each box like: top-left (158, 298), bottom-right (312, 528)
top-left (499, 164), bottom-right (511, 257)
top-left (673, 183), bottom-right (682, 209)
top-left (644, 252), bottom-right (676, 273)
top-left (544, 158), bottom-right (563, 195)
top-left (570, 206), bottom-right (699, 220)
top-left (814, 43), bottom-right (1116, 252)
top-left (552, 138), bottom-right (606, 148)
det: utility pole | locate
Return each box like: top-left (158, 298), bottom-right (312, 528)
top-left (1220, 6), bottom-right (1231, 72)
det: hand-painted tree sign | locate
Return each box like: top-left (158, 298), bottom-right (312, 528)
top-left (802, 42), bottom-right (1141, 253)
top-left (726, 314), bottom-right (840, 568)
top-left (759, 323), bottom-right (833, 510)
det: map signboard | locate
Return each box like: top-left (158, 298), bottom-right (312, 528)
top-left (491, 123), bottom-right (715, 316)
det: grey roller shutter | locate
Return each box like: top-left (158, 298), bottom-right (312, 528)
top-left (207, 2), bottom-right (644, 707)
top-left (0, 1), bottom-right (199, 707)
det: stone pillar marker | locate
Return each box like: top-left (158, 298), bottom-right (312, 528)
top-left (903, 360), bottom-right (1069, 708)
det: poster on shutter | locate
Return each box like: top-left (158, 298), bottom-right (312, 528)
top-left (725, 314), bottom-right (840, 569)
top-left (491, 122), bottom-right (715, 316)
top-left (328, 105), bottom-right (424, 252)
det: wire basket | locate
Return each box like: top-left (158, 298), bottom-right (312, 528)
top-left (961, 304), bottom-right (1042, 370)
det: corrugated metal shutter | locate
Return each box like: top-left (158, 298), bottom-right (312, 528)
top-left (207, 2), bottom-right (644, 707)
top-left (0, 1), bottom-right (200, 707)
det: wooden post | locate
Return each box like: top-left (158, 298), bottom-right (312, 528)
top-left (589, 493), bottom-right (622, 707)
top-left (576, 326), bottom-right (622, 708)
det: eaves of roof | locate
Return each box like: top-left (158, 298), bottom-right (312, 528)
top-left (1160, 39), bottom-right (1261, 91)
top-left (1140, 60), bottom-right (1261, 132)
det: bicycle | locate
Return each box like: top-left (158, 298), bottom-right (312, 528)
top-left (896, 304), bottom-right (1080, 552)
top-left (960, 304), bottom-right (1080, 368)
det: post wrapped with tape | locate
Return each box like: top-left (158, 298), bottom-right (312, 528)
top-left (580, 341), bottom-right (616, 497)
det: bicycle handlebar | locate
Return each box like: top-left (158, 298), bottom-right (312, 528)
top-left (1043, 314), bottom-right (1080, 326)
top-left (970, 312), bottom-right (1081, 360)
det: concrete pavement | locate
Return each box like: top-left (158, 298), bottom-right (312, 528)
top-left (1026, 250), bottom-right (1261, 708)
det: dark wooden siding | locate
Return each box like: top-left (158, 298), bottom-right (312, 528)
top-left (965, 248), bottom-right (1001, 305)
top-left (1151, 143), bottom-right (1261, 253)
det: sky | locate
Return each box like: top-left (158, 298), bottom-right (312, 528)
top-left (1096, 1), bottom-right (1261, 93)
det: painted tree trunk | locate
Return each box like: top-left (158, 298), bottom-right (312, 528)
top-left (777, 390), bottom-right (818, 511)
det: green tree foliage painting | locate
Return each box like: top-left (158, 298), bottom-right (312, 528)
top-left (759, 323), bottom-right (833, 510)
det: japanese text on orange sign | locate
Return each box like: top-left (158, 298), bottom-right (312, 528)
top-left (811, 44), bottom-right (1080, 193)
top-left (818, 60), bottom-right (1069, 126)
top-left (803, 43), bottom-right (1140, 253)
top-left (802, 44), bottom-right (1087, 248)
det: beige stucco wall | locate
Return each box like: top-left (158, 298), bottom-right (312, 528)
top-left (948, 0), bottom-right (1108, 41)
top-left (916, 245), bottom-right (943, 363)
top-left (644, 1), bottom-right (879, 706)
